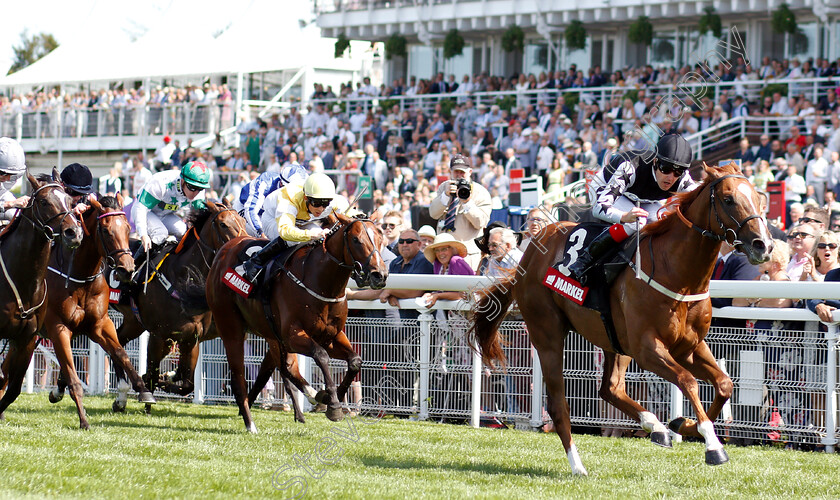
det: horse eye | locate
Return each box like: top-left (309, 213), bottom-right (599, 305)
top-left (723, 196), bottom-right (735, 205)
top-left (353, 236), bottom-right (360, 243)
top-left (39, 198), bottom-right (48, 206)
top-left (220, 223), bottom-right (228, 229)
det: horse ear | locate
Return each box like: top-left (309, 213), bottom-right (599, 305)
top-left (52, 167), bottom-right (60, 182)
top-left (27, 173), bottom-right (40, 191)
top-left (116, 191), bottom-right (124, 208)
top-left (205, 200), bottom-right (218, 212)
top-left (702, 161), bottom-right (717, 178)
top-left (89, 196), bottom-right (103, 212)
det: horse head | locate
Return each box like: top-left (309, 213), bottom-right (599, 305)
top-left (332, 212), bottom-right (389, 289)
top-left (702, 162), bottom-right (774, 264)
top-left (27, 168), bottom-right (83, 249)
top-left (89, 194), bottom-right (134, 283)
top-left (194, 201), bottom-right (247, 250)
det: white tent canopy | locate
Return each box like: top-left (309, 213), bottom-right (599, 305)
top-left (0, 0), bottom-right (360, 88)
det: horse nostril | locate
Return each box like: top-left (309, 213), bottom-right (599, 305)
top-left (751, 239), bottom-right (767, 255)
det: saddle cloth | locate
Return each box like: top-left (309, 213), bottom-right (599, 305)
top-left (223, 240), bottom-right (300, 298)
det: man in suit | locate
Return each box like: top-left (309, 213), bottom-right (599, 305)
top-left (503, 148), bottom-right (522, 177)
top-left (710, 242), bottom-right (761, 328)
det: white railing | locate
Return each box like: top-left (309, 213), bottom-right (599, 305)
top-left (10, 278), bottom-right (839, 451)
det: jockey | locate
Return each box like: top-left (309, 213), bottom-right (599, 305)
top-left (132, 161), bottom-right (211, 256)
top-left (241, 172), bottom-right (344, 282)
top-left (233, 163), bottom-right (309, 237)
top-left (560, 133), bottom-right (696, 282)
top-left (0, 138), bottom-right (30, 222)
top-left (59, 163), bottom-right (98, 216)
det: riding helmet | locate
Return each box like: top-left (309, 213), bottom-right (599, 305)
top-left (180, 161), bottom-right (212, 189)
top-left (303, 172), bottom-right (335, 199)
top-left (0, 137), bottom-right (26, 175)
top-left (655, 133), bottom-right (692, 169)
top-left (60, 163), bottom-right (95, 194)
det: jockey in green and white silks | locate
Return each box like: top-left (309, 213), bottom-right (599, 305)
top-left (132, 161), bottom-right (211, 252)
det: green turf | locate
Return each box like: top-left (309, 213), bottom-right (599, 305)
top-left (0, 394), bottom-right (838, 499)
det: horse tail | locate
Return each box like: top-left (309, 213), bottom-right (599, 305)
top-left (467, 276), bottom-right (516, 368)
top-left (177, 266), bottom-right (209, 315)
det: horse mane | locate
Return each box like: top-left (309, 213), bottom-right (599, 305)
top-left (98, 195), bottom-right (120, 209)
top-left (642, 162), bottom-right (741, 238)
top-left (184, 207), bottom-right (214, 231)
top-left (34, 173), bottom-right (53, 184)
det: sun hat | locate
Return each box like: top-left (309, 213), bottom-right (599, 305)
top-left (423, 233), bottom-right (468, 263)
top-left (417, 225), bottom-right (436, 239)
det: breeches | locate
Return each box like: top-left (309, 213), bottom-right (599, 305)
top-left (146, 210), bottom-right (186, 245)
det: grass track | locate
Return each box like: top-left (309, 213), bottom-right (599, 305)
top-left (1, 395), bottom-right (838, 499)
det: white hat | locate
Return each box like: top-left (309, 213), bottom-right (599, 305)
top-left (0, 137), bottom-right (26, 175)
top-left (423, 233), bottom-right (468, 263)
top-left (332, 105), bottom-right (341, 113)
top-left (417, 225), bottom-right (436, 239)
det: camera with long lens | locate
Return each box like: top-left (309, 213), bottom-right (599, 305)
top-left (455, 178), bottom-right (472, 200)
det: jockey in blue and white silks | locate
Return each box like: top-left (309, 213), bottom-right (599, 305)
top-left (233, 164), bottom-right (309, 237)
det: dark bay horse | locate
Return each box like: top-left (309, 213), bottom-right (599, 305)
top-left (45, 195), bottom-right (155, 429)
top-left (469, 163), bottom-right (773, 475)
top-left (0, 171), bottom-right (83, 421)
top-left (198, 212), bottom-right (387, 432)
top-left (113, 202), bottom-right (246, 412)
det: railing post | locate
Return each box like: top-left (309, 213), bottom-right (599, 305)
top-left (418, 310), bottom-right (432, 421)
top-left (824, 324), bottom-right (838, 453)
top-left (530, 347), bottom-right (544, 429)
top-left (193, 341), bottom-right (205, 404)
top-left (185, 105), bottom-right (192, 137)
top-left (25, 355), bottom-right (34, 394)
top-left (471, 348), bottom-right (481, 428)
top-left (118, 108), bottom-right (125, 137)
top-left (138, 331), bottom-right (149, 376)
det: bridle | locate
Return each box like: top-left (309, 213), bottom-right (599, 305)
top-left (675, 174), bottom-right (764, 249)
top-left (95, 210), bottom-right (132, 270)
top-left (194, 207), bottom-right (245, 269)
top-left (321, 217), bottom-right (382, 288)
top-left (19, 183), bottom-right (78, 242)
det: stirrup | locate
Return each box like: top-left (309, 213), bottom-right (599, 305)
top-left (242, 261), bottom-right (262, 283)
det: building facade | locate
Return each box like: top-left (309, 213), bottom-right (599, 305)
top-left (316, 0), bottom-right (840, 82)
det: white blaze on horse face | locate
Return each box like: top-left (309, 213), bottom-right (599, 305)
top-left (737, 183), bottom-right (771, 243)
top-left (697, 420), bottom-right (724, 451)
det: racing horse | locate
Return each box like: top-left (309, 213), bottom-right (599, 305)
top-left (0, 171), bottom-right (83, 422)
top-left (113, 202), bottom-right (246, 412)
top-left (197, 212), bottom-right (387, 432)
top-left (468, 163), bottom-right (773, 475)
top-left (44, 195), bottom-right (155, 429)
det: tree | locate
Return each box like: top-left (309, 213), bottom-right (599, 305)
top-left (9, 30), bottom-right (59, 74)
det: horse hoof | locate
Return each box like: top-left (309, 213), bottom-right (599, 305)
top-left (294, 415), bottom-right (306, 424)
top-left (247, 423), bottom-right (258, 434)
top-left (668, 417), bottom-right (686, 434)
top-left (49, 390), bottom-right (64, 404)
top-left (138, 392), bottom-right (157, 404)
top-left (650, 431), bottom-right (672, 448)
top-left (112, 401), bottom-right (126, 413)
top-left (705, 448), bottom-right (729, 466)
top-left (80, 422), bottom-right (90, 431)
top-left (314, 390), bottom-right (330, 405)
top-left (325, 407), bottom-right (345, 422)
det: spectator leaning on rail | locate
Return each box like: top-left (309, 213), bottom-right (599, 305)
top-left (132, 161), bottom-right (211, 262)
top-left (233, 166), bottom-right (309, 237)
top-left (0, 138), bottom-right (30, 223)
top-left (240, 173), bottom-right (339, 283)
top-left (428, 154), bottom-right (491, 270)
top-left (557, 133), bottom-right (696, 283)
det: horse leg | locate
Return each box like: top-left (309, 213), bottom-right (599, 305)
top-left (325, 331), bottom-right (361, 405)
top-left (600, 352), bottom-right (671, 448)
top-left (247, 351), bottom-right (276, 409)
top-left (167, 340), bottom-right (197, 396)
top-left (88, 319), bottom-right (156, 413)
top-left (669, 340), bottom-right (734, 439)
top-left (216, 313), bottom-right (256, 433)
top-left (50, 369), bottom-right (68, 403)
top-left (0, 336), bottom-right (38, 422)
top-left (48, 325), bottom-right (90, 430)
top-left (267, 340), bottom-right (320, 406)
top-left (302, 339), bottom-right (343, 423)
top-left (284, 373), bottom-right (306, 424)
top-left (635, 335), bottom-right (728, 466)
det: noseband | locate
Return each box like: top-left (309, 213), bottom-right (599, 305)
top-left (675, 174), bottom-right (764, 247)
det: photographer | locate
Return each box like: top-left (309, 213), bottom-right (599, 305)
top-left (429, 154), bottom-right (492, 270)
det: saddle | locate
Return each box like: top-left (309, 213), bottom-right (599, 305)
top-left (544, 222), bottom-right (636, 354)
top-left (222, 240), bottom-right (301, 298)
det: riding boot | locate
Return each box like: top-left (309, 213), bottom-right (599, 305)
top-left (242, 238), bottom-right (289, 282)
top-left (564, 226), bottom-right (623, 283)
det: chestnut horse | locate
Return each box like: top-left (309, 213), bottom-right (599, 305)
top-left (0, 171), bottom-right (83, 421)
top-left (113, 202), bottom-right (246, 412)
top-left (45, 195), bottom-right (155, 429)
top-left (195, 212), bottom-right (388, 432)
top-left (469, 163), bottom-right (773, 475)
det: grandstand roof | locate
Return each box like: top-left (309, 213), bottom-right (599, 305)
top-left (0, 0), bottom-right (358, 87)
